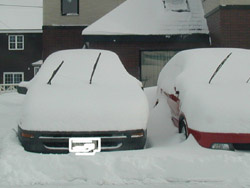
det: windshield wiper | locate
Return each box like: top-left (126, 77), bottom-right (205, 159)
top-left (47, 61), bottom-right (64, 85)
top-left (246, 77), bottom-right (250, 83)
top-left (89, 53), bottom-right (101, 84)
top-left (209, 52), bottom-right (232, 84)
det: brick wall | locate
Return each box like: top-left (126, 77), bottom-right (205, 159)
top-left (206, 6), bottom-right (250, 48)
top-left (221, 8), bottom-right (250, 48)
top-left (43, 26), bottom-right (86, 60)
top-left (206, 10), bottom-right (222, 46)
top-left (87, 36), bottom-right (209, 79)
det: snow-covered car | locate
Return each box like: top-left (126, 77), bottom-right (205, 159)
top-left (18, 49), bottom-right (149, 153)
top-left (157, 48), bottom-right (250, 151)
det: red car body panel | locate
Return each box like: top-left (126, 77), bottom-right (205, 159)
top-left (161, 89), bottom-right (180, 121)
top-left (189, 129), bottom-right (250, 148)
top-left (160, 88), bottom-right (250, 149)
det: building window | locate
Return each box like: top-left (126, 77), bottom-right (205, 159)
top-left (34, 67), bottom-right (40, 76)
top-left (61, 0), bottom-right (79, 16)
top-left (8, 35), bottom-right (24, 50)
top-left (141, 51), bottom-right (178, 87)
top-left (3, 72), bottom-right (24, 84)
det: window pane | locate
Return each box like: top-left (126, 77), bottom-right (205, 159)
top-left (9, 36), bottom-right (15, 42)
top-left (4, 74), bottom-right (13, 84)
top-left (17, 43), bottom-right (23, 49)
top-left (14, 74), bottom-right (23, 84)
top-left (141, 51), bottom-right (178, 87)
top-left (9, 43), bottom-right (16, 49)
top-left (17, 36), bottom-right (23, 42)
top-left (62, 0), bottom-right (79, 15)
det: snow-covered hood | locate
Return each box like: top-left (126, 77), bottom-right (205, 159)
top-left (179, 83), bottom-right (250, 133)
top-left (19, 49), bottom-right (149, 132)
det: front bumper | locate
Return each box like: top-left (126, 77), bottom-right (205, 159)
top-left (18, 126), bottom-right (147, 154)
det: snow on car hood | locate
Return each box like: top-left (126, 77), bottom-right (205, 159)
top-left (180, 83), bottom-right (250, 133)
top-left (158, 48), bottom-right (250, 133)
top-left (19, 49), bottom-right (149, 132)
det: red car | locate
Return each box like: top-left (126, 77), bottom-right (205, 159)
top-left (157, 48), bottom-right (250, 151)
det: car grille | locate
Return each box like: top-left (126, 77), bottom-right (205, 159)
top-left (38, 132), bottom-right (129, 151)
top-left (43, 140), bottom-right (69, 150)
top-left (41, 137), bottom-right (123, 151)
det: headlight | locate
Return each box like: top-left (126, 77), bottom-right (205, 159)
top-left (131, 132), bottom-right (144, 138)
top-left (211, 143), bottom-right (234, 151)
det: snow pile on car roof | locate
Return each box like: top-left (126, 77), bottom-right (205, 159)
top-left (158, 48), bottom-right (250, 133)
top-left (19, 49), bottom-right (148, 131)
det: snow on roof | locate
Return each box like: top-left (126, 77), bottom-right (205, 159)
top-left (0, 0), bottom-right (43, 32)
top-left (32, 60), bottom-right (43, 66)
top-left (82, 0), bottom-right (209, 36)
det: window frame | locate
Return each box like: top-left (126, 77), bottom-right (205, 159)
top-left (3, 72), bottom-right (24, 84)
top-left (61, 0), bottom-right (79, 16)
top-left (8, 35), bottom-right (24, 50)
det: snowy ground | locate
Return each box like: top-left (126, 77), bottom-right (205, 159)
top-left (1, 88), bottom-right (250, 188)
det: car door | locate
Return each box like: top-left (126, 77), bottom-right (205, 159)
top-left (163, 87), bottom-right (180, 127)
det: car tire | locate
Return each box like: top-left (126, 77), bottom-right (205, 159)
top-left (179, 119), bottom-right (188, 139)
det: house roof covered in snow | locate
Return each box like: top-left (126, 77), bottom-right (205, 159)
top-left (32, 60), bottom-right (43, 66)
top-left (82, 0), bottom-right (209, 36)
top-left (0, 0), bottom-right (43, 33)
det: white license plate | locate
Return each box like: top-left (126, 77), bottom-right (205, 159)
top-left (69, 137), bottom-right (101, 156)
